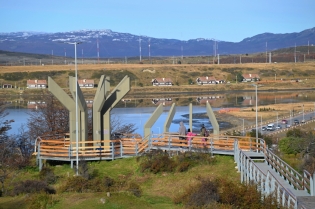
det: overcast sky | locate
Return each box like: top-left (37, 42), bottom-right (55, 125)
top-left (1, 0), bottom-right (314, 42)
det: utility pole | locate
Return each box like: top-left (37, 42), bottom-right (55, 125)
top-left (139, 37), bottom-right (142, 62)
top-left (266, 42), bottom-right (268, 63)
top-left (294, 44), bottom-right (297, 63)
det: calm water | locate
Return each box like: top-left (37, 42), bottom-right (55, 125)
top-left (3, 90), bottom-right (315, 136)
top-left (4, 106), bottom-right (219, 137)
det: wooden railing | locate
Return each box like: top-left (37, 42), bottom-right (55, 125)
top-left (236, 143), bottom-right (299, 208)
top-left (264, 147), bottom-right (305, 191)
top-left (36, 134), bottom-right (261, 160)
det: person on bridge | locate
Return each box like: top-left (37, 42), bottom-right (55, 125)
top-left (178, 121), bottom-right (187, 144)
top-left (186, 128), bottom-right (196, 146)
top-left (200, 124), bottom-right (209, 147)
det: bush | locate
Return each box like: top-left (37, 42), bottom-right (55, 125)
top-left (27, 192), bottom-right (59, 209)
top-left (175, 177), bottom-right (281, 208)
top-left (39, 167), bottom-right (57, 184)
top-left (88, 178), bottom-right (105, 192)
top-left (177, 161), bottom-right (190, 172)
top-left (103, 176), bottom-right (115, 191)
top-left (59, 176), bottom-right (89, 193)
top-left (174, 177), bottom-right (219, 207)
top-left (138, 150), bottom-right (176, 173)
top-left (127, 182), bottom-right (142, 197)
top-left (138, 150), bottom-right (216, 174)
top-left (13, 180), bottom-right (56, 195)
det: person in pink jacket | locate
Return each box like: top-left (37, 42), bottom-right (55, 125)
top-left (186, 128), bottom-right (196, 146)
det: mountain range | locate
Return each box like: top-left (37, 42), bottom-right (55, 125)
top-left (0, 27), bottom-right (314, 58)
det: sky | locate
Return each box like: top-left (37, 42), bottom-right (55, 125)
top-left (0, 0), bottom-right (315, 42)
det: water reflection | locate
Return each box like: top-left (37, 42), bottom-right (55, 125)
top-left (1, 90), bottom-right (314, 109)
top-left (3, 90), bottom-right (315, 136)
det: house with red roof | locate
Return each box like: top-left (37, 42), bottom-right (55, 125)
top-left (78, 79), bottom-right (94, 88)
top-left (196, 76), bottom-right (217, 85)
top-left (27, 80), bottom-right (47, 89)
top-left (152, 78), bottom-right (173, 86)
top-left (242, 74), bottom-right (260, 82)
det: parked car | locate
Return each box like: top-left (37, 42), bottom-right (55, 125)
top-left (262, 126), bottom-right (267, 131)
top-left (286, 124), bottom-right (291, 128)
top-left (294, 119), bottom-right (299, 125)
top-left (276, 125), bottom-right (282, 129)
top-left (301, 119), bottom-right (305, 123)
top-left (282, 119), bottom-right (288, 124)
top-left (267, 123), bottom-right (275, 131)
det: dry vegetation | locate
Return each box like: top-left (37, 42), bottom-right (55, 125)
top-left (1, 62), bottom-right (315, 90)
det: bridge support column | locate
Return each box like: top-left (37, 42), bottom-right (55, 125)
top-left (101, 76), bottom-right (130, 141)
top-left (69, 76), bottom-right (88, 142)
top-left (93, 75), bottom-right (110, 141)
top-left (206, 101), bottom-right (219, 135)
top-left (189, 103), bottom-right (192, 131)
top-left (48, 77), bottom-right (79, 142)
top-left (163, 103), bottom-right (176, 133)
top-left (144, 104), bottom-right (163, 138)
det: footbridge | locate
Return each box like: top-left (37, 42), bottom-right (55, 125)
top-left (35, 133), bottom-right (315, 209)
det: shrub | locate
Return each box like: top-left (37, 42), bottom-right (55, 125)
top-left (59, 176), bottom-right (89, 193)
top-left (39, 167), bottom-right (57, 184)
top-left (13, 180), bottom-right (56, 195)
top-left (27, 192), bottom-right (59, 209)
top-left (88, 178), bottom-right (105, 192)
top-left (103, 176), bottom-right (115, 192)
top-left (176, 177), bottom-right (281, 208)
top-left (90, 168), bottom-right (100, 179)
top-left (138, 150), bottom-right (176, 173)
top-left (127, 182), bottom-right (142, 197)
top-left (177, 161), bottom-right (190, 172)
top-left (175, 177), bottom-right (219, 207)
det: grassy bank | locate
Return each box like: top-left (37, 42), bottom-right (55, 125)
top-left (0, 154), bottom-right (239, 209)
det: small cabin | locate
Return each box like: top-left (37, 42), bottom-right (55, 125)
top-left (78, 79), bottom-right (94, 88)
top-left (2, 84), bottom-right (13, 88)
top-left (242, 74), bottom-right (260, 82)
top-left (196, 76), bottom-right (217, 85)
top-left (152, 78), bottom-right (173, 86)
top-left (27, 80), bottom-right (47, 89)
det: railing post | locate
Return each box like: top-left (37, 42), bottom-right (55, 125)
top-left (148, 134), bottom-right (151, 150)
top-left (168, 135), bottom-right (171, 151)
top-left (311, 172), bottom-right (315, 196)
top-left (120, 141), bottom-right (123, 158)
top-left (69, 144), bottom-right (72, 159)
top-left (37, 143), bottom-right (42, 170)
top-left (111, 141), bottom-right (114, 160)
top-left (210, 137), bottom-right (213, 155)
top-left (135, 143), bottom-right (138, 156)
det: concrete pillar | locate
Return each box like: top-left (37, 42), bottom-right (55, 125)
top-left (189, 103), bottom-right (192, 131)
top-left (101, 76), bottom-right (130, 141)
top-left (69, 76), bottom-right (88, 142)
top-left (206, 101), bottom-right (219, 135)
top-left (93, 75), bottom-right (110, 140)
top-left (163, 103), bottom-right (176, 133)
top-left (48, 77), bottom-right (76, 142)
top-left (144, 104), bottom-right (163, 138)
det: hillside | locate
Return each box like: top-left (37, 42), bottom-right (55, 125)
top-left (0, 27), bottom-right (314, 58)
